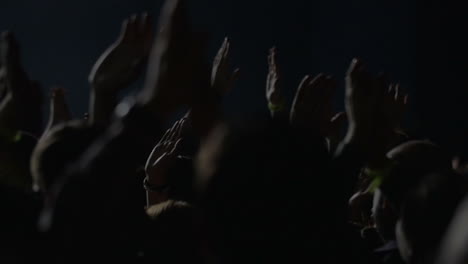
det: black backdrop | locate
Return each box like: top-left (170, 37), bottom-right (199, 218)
top-left (1, 0), bottom-right (468, 155)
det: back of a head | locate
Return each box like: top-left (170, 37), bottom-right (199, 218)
top-left (436, 190), bottom-right (468, 264)
top-left (196, 120), bottom-right (332, 262)
top-left (396, 171), bottom-right (466, 263)
top-left (381, 140), bottom-right (453, 210)
top-left (30, 121), bottom-right (101, 194)
top-left (145, 200), bottom-right (201, 264)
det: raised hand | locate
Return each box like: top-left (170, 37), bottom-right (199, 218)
top-left (211, 37), bottom-right (239, 95)
top-left (187, 38), bottom-right (238, 140)
top-left (0, 31), bottom-right (43, 136)
top-left (290, 73), bottom-right (336, 136)
top-left (138, 0), bottom-right (207, 121)
top-left (145, 119), bottom-right (185, 175)
top-left (89, 14), bottom-right (153, 125)
top-left (327, 111), bottom-right (347, 152)
top-left (383, 83), bottom-right (408, 131)
top-left (144, 118), bottom-right (186, 205)
top-left (266, 47), bottom-right (285, 117)
top-left (338, 58), bottom-right (398, 167)
top-left (343, 59), bottom-right (385, 141)
top-left (89, 13), bottom-right (153, 91)
top-left (42, 87), bottom-right (72, 137)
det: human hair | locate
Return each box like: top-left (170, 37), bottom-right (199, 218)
top-left (145, 200), bottom-right (202, 264)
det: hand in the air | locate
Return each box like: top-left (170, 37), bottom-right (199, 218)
top-left (211, 37), bottom-right (239, 95)
top-left (89, 13), bottom-right (153, 92)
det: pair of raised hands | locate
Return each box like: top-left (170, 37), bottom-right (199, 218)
top-left (0, 31), bottom-right (73, 140)
top-left (87, 0), bottom-right (239, 202)
top-left (266, 49), bottom-right (408, 155)
top-left (265, 48), bottom-right (346, 149)
top-left (89, 3), bottom-right (238, 125)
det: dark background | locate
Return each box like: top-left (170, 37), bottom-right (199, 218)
top-left (1, 0), bottom-right (468, 155)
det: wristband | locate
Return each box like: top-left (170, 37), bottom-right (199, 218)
top-left (364, 162), bottom-right (394, 192)
top-left (268, 101), bottom-right (284, 112)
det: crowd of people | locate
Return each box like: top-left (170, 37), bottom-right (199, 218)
top-left (1, 0), bottom-right (468, 263)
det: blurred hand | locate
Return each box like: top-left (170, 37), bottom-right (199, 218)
top-left (343, 59), bottom-right (385, 142)
top-left (340, 58), bottom-right (397, 166)
top-left (290, 73), bottom-right (336, 136)
top-left (266, 47), bottom-right (285, 117)
top-left (0, 31), bottom-right (43, 136)
top-left (89, 13), bottom-right (153, 92)
top-left (145, 118), bottom-right (186, 186)
top-left (42, 87), bottom-right (72, 137)
top-left (138, 0), bottom-right (206, 120)
top-left (327, 112), bottom-right (347, 152)
top-left (211, 37), bottom-right (239, 95)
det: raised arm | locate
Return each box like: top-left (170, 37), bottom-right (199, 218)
top-left (266, 47), bottom-right (286, 120)
top-left (88, 14), bottom-right (153, 126)
top-left (41, 87), bottom-right (72, 138)
top-left (43, 2), bottom-right (206, 261)
top-left (0, 31), bottom-right (43, 136)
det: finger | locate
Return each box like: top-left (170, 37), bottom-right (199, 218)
top-left (268, 47), bottom-right (274, 68)
top-left (126, 14), bottom-right (139, 40)
top-left (146, 143), bottom-right (163, 170)
top-left (346, 58), bottom-right (363, 78)
top-left (403, 94), bottom-right (409, 105)
top-left (306, 73), bottom-right (327, 100)
top-left (231, 68), bottom-right (240, 82)
top-left (1, 31), bottom-right (21, 67)
top-left (120, 19), bottom-right (130, 41)
top-left (268, 46), bottom-right (277, 70)
top-left (139, 12), bottom-right (150, 34)
top-left (175, 118), bottom-right (185, 139)
top-left (215, 37), bottom-right (228, 65)
top-left (160, 129), bottom-right (171, 143)
top-left (141, 14), bottom-right (154, 54)
top-left (323, 75), bottom-right (337, 101)
top-left (169, 138), bottom-right (183, 156)
top-left (223, 38), bottom-right (230, 59)
top-left (295, 74), bottom-right (313, 98)
top-left (212, 38), bottom-right (228, 83)
top-left (320, 76), bottom-right (337, 118)
top-left (331, 111), bottom-right (347, 123)
top-left (168, 120), bottom-right (181, 142)
top-left (388, 84), bottom-right (394, 96)
top-left (394, 83), bottom-right (400, 101)
top-left (227, 68), bottom-right (240, 93)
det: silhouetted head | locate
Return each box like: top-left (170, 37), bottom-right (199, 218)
top-left (436, 190), bottom-right (468, 264)
top-left (145, 200), bottom-right (202, 264)
top-left (196, 120), bottom-right (331, 263)
top-left (380, 140), bottom-right (453, 210)
top-left (395, 171), bottom-right (466, 263)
